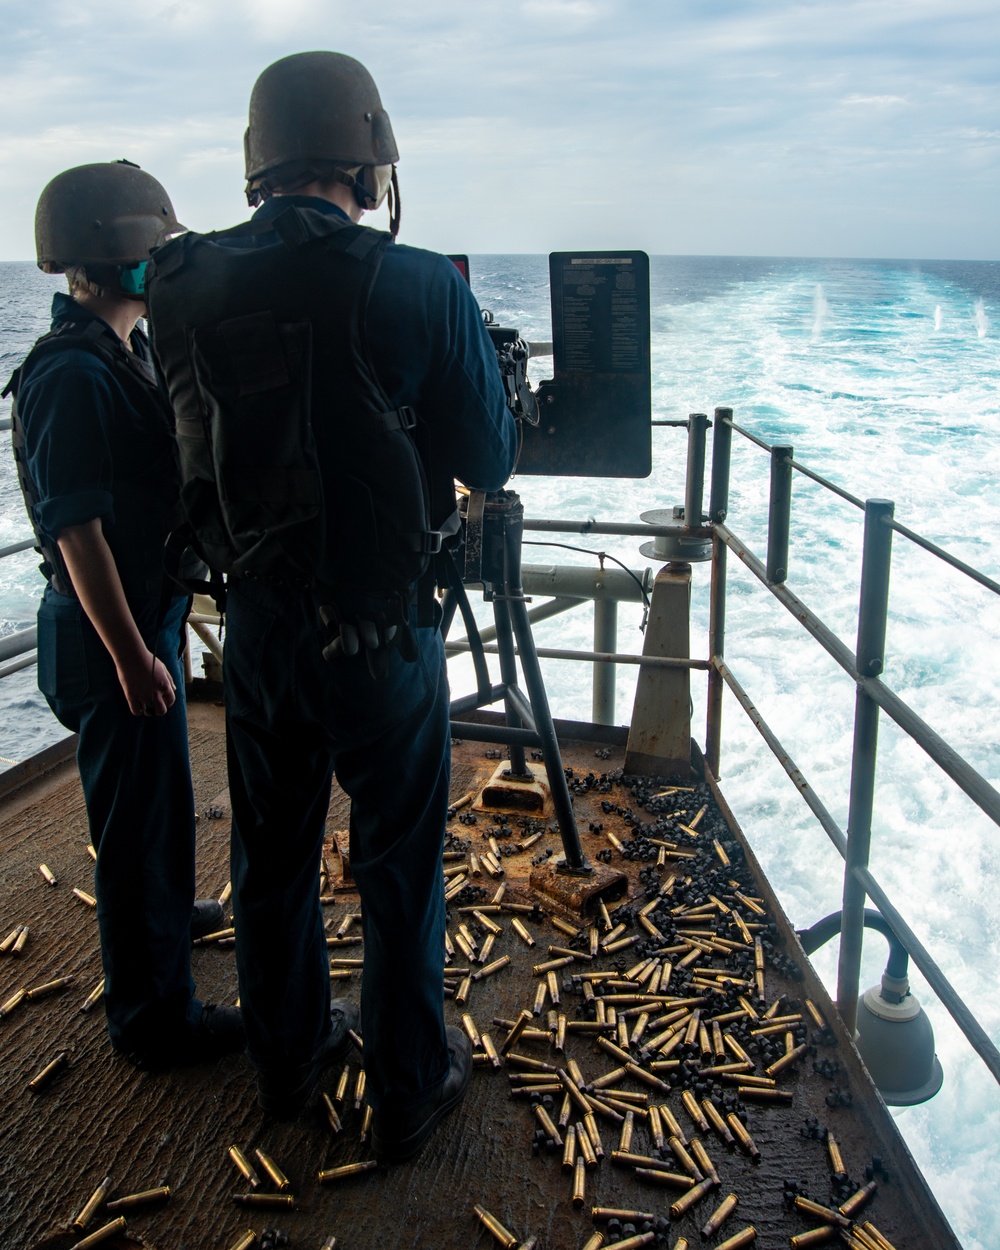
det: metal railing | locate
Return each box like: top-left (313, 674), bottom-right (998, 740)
top-left (701, 405), bottom-right (1000, 1087)
top-left (2, 411), bottom-right (999, 1097)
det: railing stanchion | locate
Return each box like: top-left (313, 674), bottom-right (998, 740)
top-left (685, 413), bottom-right (709, 527)
top-left (592, 598), bottom-right (618, 726)
top-left (706, 408), bottom-right (733, 777)
top-left (837, 498), bottom-right (895, 1034)
top-left (766, 444), bottom-right (794, 583)
top-left (708, 406), bottom-right (733, 524)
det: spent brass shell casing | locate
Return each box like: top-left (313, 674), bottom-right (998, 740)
top-left (226, 1232), bottom-right (258, 1250)
top-left (533, 1103), bottom-right (562, 1145)
top-left (737, 1086), bottom-right (793, 1104)
top-left (227, 1145), bottom-right (261, 1189)
top-left (0, 925), bottom-right (21, 953)
top-left (669, 1176), bottom-right (718, 1219)
top-left (576, 1120), bottom-right (598, 1168)
top-left (630, 1166), bottom-right (694, 1190)
top-left (254, 1148), bottom-right (291, 1191)
top-left (473, 1202), bottom-right (519, 1249)
top-left (233, 1192), bottom-right (295, 1208)
top-left (726, 1113), bottom-right (761, 1160)
top-left (701, 1191), bottom-right (739, 1238)
top-left (474, 955), bottom-right (511, 981)
top-left (481, 1032), bottom-right (502, 1069)
top-left (72, 1175), bottom-right (112, 1230)
top-left (612, 1232), bottom-right (656, 1248)
top-left (681, 1088), bottom-right (709, 1132)
top-left (455, 974), bottom-right (472, 1005)
top-left (618, 1109), bottom-right (635, 1153)
top-left (511, 917), bottom-right (535, 947)
top-left (667, 1136), bottom-right (703, 1181)
top-left (860, 1222), bottom-right (899, 1250)
top-left (26, 976), bottom-right (75, 1000)
top-left (461, 1012), bottom-right (482, 1047)
top-left (838, 1180), bottom-right (878, 1218)
top-left (690, 1138), bottom-right (719, 1184)
top-left (353, 1067), bottom-right (367, 1110)
top-left (320, 1238), bottom-right (338, 1250)
top-left (790, 1229), bottom-right (837, 1248)
top-left (550, 915), bottom-right (580, 939)
top-left (826, 1131), bottom-right (846, 1176)
top-left (714, 1229), bottom-right (756, 1250)
top-left (793, 1196), bottom-right (850, 1227)
top-left (546, 969), bottom-right (560, 1006)
top-left (28, 1049), bottom-right (69, 1092)
top-left (501, 1009), bottom-right (534, 1054)
top-left (572, 1153), bottom-right (587, 1207)
top-left (73, 888), bottom-right (97, 909)
top-left (591, 1207), bottom-right (657, 1223)
top-left (69, 1216), bottom-right (128, 1249)
top-left (581, 1235), bottom-right (605, 1250)
top-left (532, 981), bottom-right (548, 1015)
top-left (105, 1186), bottom-right (170, 1212)
top-left (701, 1098), bottom-right (735, 1144)
top-left (562, 1121), bottom-right (578, 1172)
top-left (317, 1160), bottom-right (378, 1182)
top-left (12, 925), bottom-right (29, 956)
top-left (0, 987), bottom-right (27, 1018)
top-left (39, 863), bottom-right (58, 886)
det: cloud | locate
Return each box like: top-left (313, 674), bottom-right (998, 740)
top-left (1, 0), bottom-right (999, 257)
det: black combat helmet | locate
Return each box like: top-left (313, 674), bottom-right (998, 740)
top-left (244, 51), bottom-right (400, 220)
top-left (35, 160), bottom-right (182, 275)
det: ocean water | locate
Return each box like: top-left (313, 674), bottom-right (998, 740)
top-left (1, 255), bottom-right (999, 1247)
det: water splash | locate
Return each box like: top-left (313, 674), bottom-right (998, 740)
top-left (974, 298), bottom-right (989, 338)
top-left (811, 283), bottom-right (828, 341)
top-left (934, 305), bottom-right (943, 332)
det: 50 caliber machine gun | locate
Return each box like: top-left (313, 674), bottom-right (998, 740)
top-left (444, 252), bottom-right (652, 908)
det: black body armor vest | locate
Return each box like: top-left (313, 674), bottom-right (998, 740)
top-left (145, 206), bottom-right (443, 604)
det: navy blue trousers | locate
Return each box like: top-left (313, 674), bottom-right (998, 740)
top-left (224, 581), bottom-right (451, 1113)
top-left (39, 591), bottom-right (200, 1053)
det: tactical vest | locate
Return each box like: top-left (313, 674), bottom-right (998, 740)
top-left (3, 319), bottom-right (169, 600)
top-left (145, 206), bottom-right (443, 604)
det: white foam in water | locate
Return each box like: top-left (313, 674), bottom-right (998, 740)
top-left (2, 256), bottom-right (999, 1247)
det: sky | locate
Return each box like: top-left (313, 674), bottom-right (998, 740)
top-left (1, 0), bottom-right (998, 260)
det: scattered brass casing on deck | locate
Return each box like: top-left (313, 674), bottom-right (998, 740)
top-left (826, 1131), bottom-right (846, 1177)
top-left (765, 1043), bottom-right (807, 1077)
top-left (501, 1009), bottom-right (533, 1055)
top-left (105, 1186), bottom-right (170, 1212)
top-left (321, 1092), bottom-right (343, 1133)
top-left (533, 1103), bottom-right (563, 1146)
top-left (714, 1230), bottom-right (756, 1250)
top-left (474, 955), bottom-right (511, 982)
top-left (532, 981), bottom-right (548, 1015)
top-left (455, 975), bottom-right (472, 1005)
top-left (228, 1146), bottom-right (261, 1190)
top-left (701, 1098), bottom-right (735, 1144)
top-left (562, 1121), bottom-right (578, 1172)
top-left (254, 1148), bottom-right (291, 1191)
top-left (572, 1153), bottom-right (587, 1208)
top-left (701, 1191), bottom-right (739, 1238)
top-left (353, 1068), bottom-right (367, 1110)
top-left (28, 1049), bottom-right (69, 1092)
top-left (793, 1196), bottom-right (850, 1227)
top-left (474, 1202), bottom-right (519, 1249)
top-left (576, 1120), bottom-right (597, 1168)
top-left (39, 863), bottom-right (57, 886)
top-left (546, 970), bottom-right (561, 1006)
top-left (591, 1207), bottom-right (657, 1222)
top-left (69, 1215), bottom-right (128, 1249)
top-left (0, 987), bottom-right (27, 1018)
top-left (726, 1114), bottom-right (761, 1160)
top-left (477, 933), bottom-right (497, 965)
top-left (481, 1032), bottom-right (502, 1069)
top-left (26, 976), bottom-right (75, 1000)
top-left (581, 1234), bottom-right (605, 1250)
top-left (71, 1174), bottom-right (112, 1230)
top-left (72, 889), bottom-right (97, 909)
top-left (838, 1180), bottom-right (878, 1219)
top-left (790, 1229), bottom-right (837, 1248)
top-left (233, 1192), bottom-right (295, 1208)
top-left (668, 1176), bottom-right (718, 1219)
top-left (658, 1103), bottom-right (688, 1147)
top-left (859, 1222), bottom-right (899, 1250)
top-left (334, 1063), bottom-right (350, 1105)
top-left (12, 925), bottom-right (30, 956)
top-left (317, 1160), bottom-right (378, 1182)
top-left (225, 1233), bottom-right (257, 1250)
top-left (618, 1109), bottom-right (635, 1153)
top-left (667, 1136), bottom-right (703, 1181)
top-left (681, 1089), bottom-right (709, 1133)
top-left (690, 1138), bottom-right (719, 1185)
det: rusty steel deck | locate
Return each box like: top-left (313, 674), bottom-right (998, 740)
top-left (0, 696), bottom-right (959, 1250)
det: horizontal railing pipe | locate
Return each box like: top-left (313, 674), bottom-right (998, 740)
top-left (0, 539), bottom-right (35, 561)
top-left (0, 652), bottom-right (37, 681)
top-left (0, 627), bottom-right (37, 664)
top-left (717, 522), bottom-right (1000, 830)
top-left (444, 638), bottom-right (710, 671)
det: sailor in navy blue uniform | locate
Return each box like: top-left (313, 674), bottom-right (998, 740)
top-left (146, 53), bottom-right (517, 1154)
top-left (6, 161), bottom-right (244, 1066)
